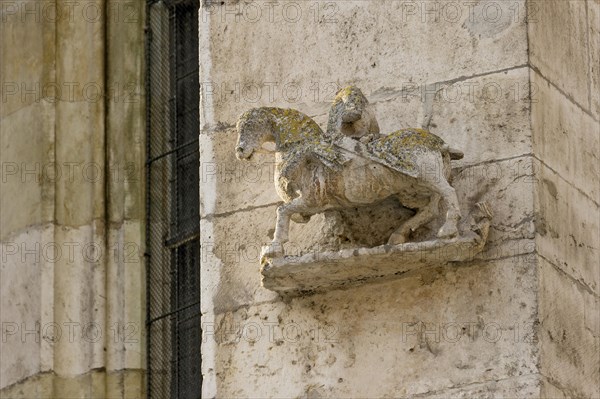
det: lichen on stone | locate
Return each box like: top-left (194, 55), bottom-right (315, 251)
top-left (366, 128), bottom-right (446, 174)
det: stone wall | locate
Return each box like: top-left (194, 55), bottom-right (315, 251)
top-left (529, 0), bottom-right (599, 396)
top-left (198, 0), bottom-right (562, 397)
top-left (0, 1), bottom-right (146, 396)
top-left (0, 0), bottom-right (597, 397)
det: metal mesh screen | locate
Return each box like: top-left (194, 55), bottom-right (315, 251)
top-left (146, 1), bottom-right (201, 398)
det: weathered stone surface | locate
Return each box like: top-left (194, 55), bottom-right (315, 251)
top-left (199, 128), bottom-right (281, 217)
top-left (417, 374), bottom-right (541, 398)
top-left (106, 369), bottom-right (145, 398)
top-left (589, 0), bottom-right (600, 119)
top-left (0, 101), bottom-right (54, 241)
top-left (0, 1), bottom-right (55, 118)
top-left (51, 223), bottom-right (107, 377)
top-left (207, 256), bottom-right (538, 398)
top-left (201, 0), bottom-right (527, 126)
top-left (262, 211), bottom-right (490, 295)
top-left (0, 372), bottom-right (53, 399)
top-left (538, 256), bottom-right (600, 399)
top-left (105, 221), bottom-right (146, 372)
top-left (539, 378), bottom-right (569, 399)
top-left (205, 155), bottom-right (535, 312)
top-left (0, 0), bottom-right (146, 396)
top-left (201, 209), bottom-right (281, 315)
top-left (369, 88), bottom-right (424, 133)
top-left (531, 71), bottom-right (600, 201)
top-left (0, 368), bottom-right (145, 399)
top-left (106, 0), bottom-right (146, 224)
top-left (528, 0), bottom-right (591, 110)
top-left (452, 157), bottom-right (536, 263)
top-left (54, 101), bottom-right (106, 227)
top-left (534, 162), bottom-right (600, 295)
top-left (235, 105), bottom-right (466, 259)
top-left (0, 227), bottom-right (44, 388)
top-left (429, 68), bottom-right (532, 167)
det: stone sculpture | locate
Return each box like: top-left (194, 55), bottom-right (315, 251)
top-left (235, 86), bottom-right (468, 260)
top-left (325, 85), bottom-right (380, 142)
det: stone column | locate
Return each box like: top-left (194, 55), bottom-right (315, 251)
top-left (0, 1), bottom-right (146, 396)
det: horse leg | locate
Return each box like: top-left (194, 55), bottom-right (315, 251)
top-left (262, 199), bottom-right (308, 259)
top-left (434, 178), bottom-right (461, 239)
top-left (388, 195), bottom-right (440, 245)
top-left (416, 154), bottom-right (461, 240)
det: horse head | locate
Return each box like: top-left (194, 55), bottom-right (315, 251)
top-left (235, 108), bottom-right (275, 160)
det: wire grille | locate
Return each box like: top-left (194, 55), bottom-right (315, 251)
top-left (146, 1), bottom-right (201, 398)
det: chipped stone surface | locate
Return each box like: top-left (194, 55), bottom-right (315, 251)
top-left (262, 205), bottom-right (490, 295)
top-left (209, 256), bottom-right (539, 398)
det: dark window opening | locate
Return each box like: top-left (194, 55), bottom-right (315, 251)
top-left (146, 1), bottom-right (201, 398)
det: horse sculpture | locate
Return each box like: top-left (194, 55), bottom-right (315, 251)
top-left (235, 104), bottom-right (463, 259)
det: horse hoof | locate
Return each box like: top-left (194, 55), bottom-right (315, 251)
top-left (437, 224), bottom-right (458, 239)
top-left (261, 243), bottom-right (284, 260)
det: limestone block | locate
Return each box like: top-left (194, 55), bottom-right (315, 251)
top-left (51, 223), bottom-right (107, 376)
top-left (200, 209), bottom-right (280, 315)
top-left (202, 0), bottom-right (527, 125)
top-left (0, 228), bottom-right (44, 388)
top-left (200, 129), bottom-right (281, 217)
top-left (55, 1), bottom-right (105, 103)
top-left (0, 372), bottom-right (53, 399)
top-left (0, 0), bottom-right (54, 117)
top-left (106, 369), bottom-right (145, 399)
top-left (52, 370), bottom-right (106, 399)
top-left (538, 256), bottom-right (600, 399)
top-left (54, 101), bottom-right (106, 226)
top-left (105, 221), bottom-right (145, 372)
top-left (208, 256), bottom-right (538, 398)
top-left (528, 0), bottom-right (590, 109)
top-left (531, 71), bottom-right (600, 201)
top-left (429, 68), bottom-right (532, 167)
top-left (0, 101), bottom-right (54, 240)
top-left (106, 0), bottom-right (145, 224)
top-left (534, 162), bottom-right (600, 295)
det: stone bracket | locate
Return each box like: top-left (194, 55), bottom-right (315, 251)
top-left (261, 202), bottom-right (492, 296)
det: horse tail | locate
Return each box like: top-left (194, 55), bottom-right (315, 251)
top-left (442, 144), bottom-right (464, 160)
